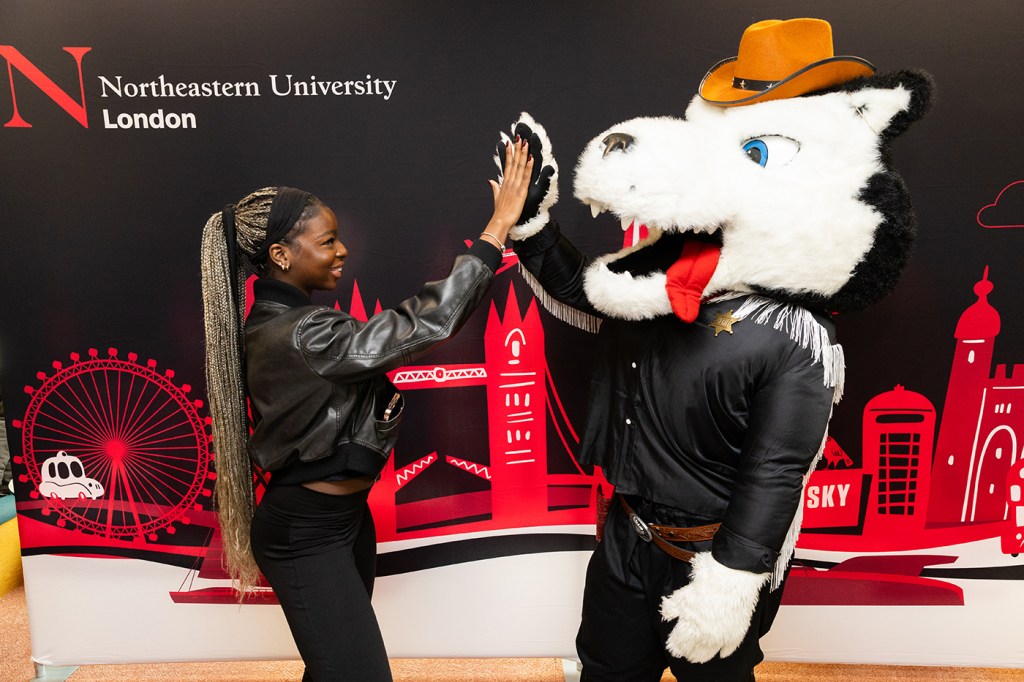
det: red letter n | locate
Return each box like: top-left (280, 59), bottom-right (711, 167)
top-left (0, 46), bottom-right (91, 128)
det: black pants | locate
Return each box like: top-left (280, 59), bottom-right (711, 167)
top-left (250, 483), bottom-right (392, 682)
top-left (577, 500), bottom-right (784, 682)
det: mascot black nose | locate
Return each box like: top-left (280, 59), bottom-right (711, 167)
top-left (602, 132), bottom-right (636, 156)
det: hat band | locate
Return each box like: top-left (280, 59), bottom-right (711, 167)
top-left (732, 76), bottom-right (778, 92)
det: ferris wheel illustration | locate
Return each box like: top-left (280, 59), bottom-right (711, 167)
top-left (12, 347), bottom-right (214, 542)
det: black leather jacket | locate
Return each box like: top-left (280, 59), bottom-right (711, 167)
top-left (514, 222), bottom-right (837, 574)
top-left (244, 242), bottom-right (500, 479)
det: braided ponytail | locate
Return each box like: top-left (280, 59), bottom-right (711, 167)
top-left (200, 186), bottom-right (319, 594)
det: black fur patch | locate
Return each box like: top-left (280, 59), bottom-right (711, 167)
top-left (753, 170), bottom-right (916, 312)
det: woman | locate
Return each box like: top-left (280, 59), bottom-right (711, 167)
top-left (200, 140), bottom-right (533, 680)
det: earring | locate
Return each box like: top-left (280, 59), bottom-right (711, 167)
top-left (282, 263), bottom-right (290, 272)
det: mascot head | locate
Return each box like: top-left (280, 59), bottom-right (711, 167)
top-left (571, 18), bottom-right (935, 322)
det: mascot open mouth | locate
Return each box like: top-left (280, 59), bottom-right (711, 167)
top-left (585, 212), bottom-right (724, 323)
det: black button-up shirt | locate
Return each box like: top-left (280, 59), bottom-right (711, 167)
top-left (515, 222), bottom-right (836, 573)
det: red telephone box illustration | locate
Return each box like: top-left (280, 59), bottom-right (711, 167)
top-left (862, 385), bottom-right (935, 535)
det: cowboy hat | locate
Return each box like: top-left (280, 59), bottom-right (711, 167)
top-left (699, 18), bottom-right (876, 107)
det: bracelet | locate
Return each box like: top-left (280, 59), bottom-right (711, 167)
top-left (480, 231), bottom-right (505, 252)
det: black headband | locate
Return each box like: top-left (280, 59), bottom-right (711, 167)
top-left (248, 187), bottom-right (313, 266)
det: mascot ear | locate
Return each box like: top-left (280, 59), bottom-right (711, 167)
top-left (844, 69), bottom-right (936, 141)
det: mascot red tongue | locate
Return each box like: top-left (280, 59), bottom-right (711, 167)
top-left (495, 16), bottom-right (932, 680)
top-left (666, 240), bottom-right (721, 322)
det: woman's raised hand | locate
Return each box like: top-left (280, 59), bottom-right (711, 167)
top-left (481, 138), bottom-right (533, 251)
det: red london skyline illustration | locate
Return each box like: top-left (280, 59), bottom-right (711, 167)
top-left (790, 266), bottom-right (1024, 605)
top-left (9, 232), bottom-right (1023, 607)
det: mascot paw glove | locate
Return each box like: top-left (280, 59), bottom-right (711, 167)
top-left (660, 552), bottom-right (769, 664)
top-left (494, 112), bottom-right (559, 240)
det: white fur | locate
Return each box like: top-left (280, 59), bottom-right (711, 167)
top-left (581, 226), bottom-right (673, 318)
top-left (495, 112), bottom-right (560, 241)
top-left (848, 86), bottom-right (912, 135)
top-left (569, 86), bottom-right (914, 310)
top-left (583, 261), bottom-right (672, 319)
top-left (660, 552), bottom-right (769, 663)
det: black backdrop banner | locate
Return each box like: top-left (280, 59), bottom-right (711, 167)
top-left (3, 0), bottom-right (1023, 536)
top-left (4, 0), bottom-right (1024, 667)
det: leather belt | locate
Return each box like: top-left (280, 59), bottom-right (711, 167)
top-left (619, 495), bottom-right (720, 563)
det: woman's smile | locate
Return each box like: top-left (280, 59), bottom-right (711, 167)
top-left (274, 206), bottom-right (349, 296)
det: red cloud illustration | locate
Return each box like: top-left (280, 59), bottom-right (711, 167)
top-left (977, 180), bottom-right (1024, 229)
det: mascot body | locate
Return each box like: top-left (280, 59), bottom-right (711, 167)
top-left (497, 19), bottom-right (933, 681)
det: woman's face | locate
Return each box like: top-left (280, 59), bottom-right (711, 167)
top-left (274, 206), bottom-right (348, 296)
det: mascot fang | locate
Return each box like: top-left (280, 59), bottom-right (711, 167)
top-left (496, 18), bottom-right (933, 681)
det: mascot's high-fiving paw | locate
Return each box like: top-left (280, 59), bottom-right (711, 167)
top-left (660, 552), bottom-right (769, 663)
top-left (494, 112), bottom-right (558, 240)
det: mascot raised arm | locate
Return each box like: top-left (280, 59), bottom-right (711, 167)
top-left (494, 18), bottom-right (933, 681)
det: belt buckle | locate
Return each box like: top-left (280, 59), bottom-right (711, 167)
top-left (628, 511), bottom-right (653, 543)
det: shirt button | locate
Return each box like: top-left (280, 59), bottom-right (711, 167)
top-left (625, 418), bottom-right (632, 425)
top-left (631, 362), bottom-right (637, 369)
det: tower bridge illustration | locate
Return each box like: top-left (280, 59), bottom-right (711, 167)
top-left (371, 274), bottom-right (607, 542)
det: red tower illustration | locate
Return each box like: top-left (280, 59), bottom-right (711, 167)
top-left (928, 268), bottom-right (1024, 526)
top-left (485, 283), bottom-right (548, 525)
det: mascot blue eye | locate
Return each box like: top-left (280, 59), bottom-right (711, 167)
top-left (741, 136), bottom-right (800, 168)
top-left (743, 140), bottom-right (769, 166)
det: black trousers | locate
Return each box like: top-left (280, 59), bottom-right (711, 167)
top-left (250, 483), bottom-right (393, 682)
top-left (577, 500), bottom-right (784, 682)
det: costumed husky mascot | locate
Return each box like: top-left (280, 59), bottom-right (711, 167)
top-left (493, 18), bottom-right (933, 681)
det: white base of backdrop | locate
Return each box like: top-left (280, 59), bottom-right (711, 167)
top-left (767, 537), bottom-right (1023, 668)
top-left (23, 527), bottom-right (592, 667)
top-left (22, 532), bottom-right (1024, 668)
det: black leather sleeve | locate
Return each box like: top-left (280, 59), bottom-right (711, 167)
top-left (296, 250), bottom-right (494, 383)
top-left (512, 220), bottom-right (602, 317)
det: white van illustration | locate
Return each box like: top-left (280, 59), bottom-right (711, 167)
top-left (38, 451), bottom-right (105, 500)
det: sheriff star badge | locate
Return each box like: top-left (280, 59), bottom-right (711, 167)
top-left (709, 310), bottom-right (740, 336)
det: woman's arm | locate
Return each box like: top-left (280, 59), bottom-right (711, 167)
top-left (300, 141), bottom-right (534, 383)
top-left (481, 137), bottom-right (534, 250)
